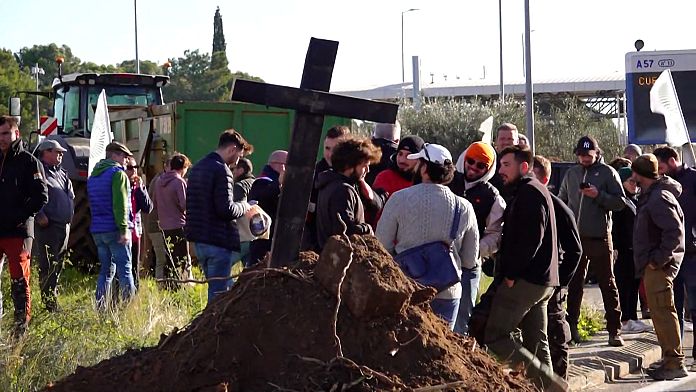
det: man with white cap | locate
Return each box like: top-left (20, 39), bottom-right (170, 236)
top-left (377, 143), bottom-right (479, 329)
top-left (34, 140), bottom-right (74, 312)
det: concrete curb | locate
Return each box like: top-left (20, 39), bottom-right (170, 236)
top-left (567, 332), bottom-right (662, 391)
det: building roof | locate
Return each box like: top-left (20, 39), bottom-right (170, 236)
top-left (334, 74), bottom-right (626, 100)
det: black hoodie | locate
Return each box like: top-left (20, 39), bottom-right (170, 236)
top-left (315, 169), bottom-right (372, 248)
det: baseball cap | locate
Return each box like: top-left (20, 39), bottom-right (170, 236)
top-left (397, 135), bottom-right (425, 154)
top-left (574, 136), bottom-right (599, 155)
top-left (38, 139), bottom-right (67, 152)
top-left (105, 141), bottom-right (133, 157)
top-left (407, 143), bottom-right (452, 165)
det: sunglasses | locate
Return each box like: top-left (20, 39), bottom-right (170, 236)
top-left (127, 165), bottom-right (139, 170)
top-left (466, 158), bottom-right (488, 170)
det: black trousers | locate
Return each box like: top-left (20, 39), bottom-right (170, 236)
top-left (548, 287), bottom-right (571, 380)
top-left (614, 248), bottom-right (639, 321)
top-left (33, 222), bottom-right (70, 310)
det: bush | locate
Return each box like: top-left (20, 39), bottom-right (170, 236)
top-left (396, 97), bottom-right (622, 162)
top-left (577, 305), bottom-right (605, 341)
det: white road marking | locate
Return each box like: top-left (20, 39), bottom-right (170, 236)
top-left (631, 373), bottom-right (696, 392)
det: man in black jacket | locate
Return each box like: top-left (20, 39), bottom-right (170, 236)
top-left (34, 140), bottom-right (74, 313)
top-left (534, 155), bottom-right (583, 380)
top-left (365, 121), bottom-right (400, 185)
top-left (0, 116), bottom-right (48, 334)
top-left (185, 129), bottom-right (255, 303)
top-left (316, 137), bottom-right (381, 249)
top-left (484, 146), bottom-right (565, 390)
top-left (248, 150), bottom-right (287, 265)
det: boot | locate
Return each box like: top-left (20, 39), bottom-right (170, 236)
top-left (11, 277), bottom-right (30, 336)
top-left (569, 322), bottom-right (581, 344)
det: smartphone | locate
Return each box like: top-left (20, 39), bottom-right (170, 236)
top-left (579, 182), bottom-right (591, 189)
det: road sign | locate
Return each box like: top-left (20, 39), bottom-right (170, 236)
top-left (626, 49), bottom-right (696, 144)
top-left (40, 116), bottom-right (58, 136)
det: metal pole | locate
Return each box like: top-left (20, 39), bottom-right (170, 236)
top-left (134, 0), bottom-right (140, 74)
top-left (412, 55), bottom-right (421, 111)
top-left (524, 0), bottom-right (534, 153)
top-left (35, 63), bottom-right (40, 129)
top-left (401, 12), bottom-right (405, 83)
top-left (498, 0), bottom-right (504, 100)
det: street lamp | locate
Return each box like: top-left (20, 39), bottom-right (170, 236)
top-left (30, 63), bottom-right (45, 129)
top-left (134, 0), bottom-right (140, 73)
top-left (401, 8), bottom-right (419, 83)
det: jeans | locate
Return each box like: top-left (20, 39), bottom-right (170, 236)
top-left (93, 231), bottom-right (135, 309)
top-left (454, 265), bottom-right (481, 334)
top-left (431, 298), bottom-right (460, 330)
top-left (193, 242), bottom-right (239, 303)
top-left (674, 269), bottom-right (686, 339)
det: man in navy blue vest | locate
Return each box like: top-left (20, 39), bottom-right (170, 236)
top-left (87, 141), bottom-right (135, 310)
top-left (185, 129), bottom-right (254, 303)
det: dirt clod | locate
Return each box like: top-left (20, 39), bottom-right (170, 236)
top-left (44, 234), bottom-right (535, 392)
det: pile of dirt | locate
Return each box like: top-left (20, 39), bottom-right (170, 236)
top-left (44, 235), bottom-right (536, 392)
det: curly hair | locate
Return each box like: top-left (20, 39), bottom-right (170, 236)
top-left (330, 137), bottom-right (382, 172)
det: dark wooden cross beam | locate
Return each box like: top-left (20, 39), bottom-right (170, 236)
top-left (231, 37), bottom-right (399, 267)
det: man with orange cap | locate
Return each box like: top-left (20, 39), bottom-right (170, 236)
top-left (451, 141), bottom-right (506, 335)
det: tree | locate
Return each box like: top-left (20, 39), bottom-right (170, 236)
top-left (212, 7), bottom-right (227, 55)
top-left (0, 48), bottom-right (40, 134)
top-left (163, 50), bottom-right (228, 101)
top-left (118, 59), bottom-right (163, 75)
top-left (14, 44), bottom-right (82, 87)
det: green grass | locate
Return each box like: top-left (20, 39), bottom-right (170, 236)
top-left (0, 262), bottom-right (228, 392)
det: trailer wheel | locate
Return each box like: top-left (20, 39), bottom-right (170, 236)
top-left (68, 181), bottom-right (98, 273)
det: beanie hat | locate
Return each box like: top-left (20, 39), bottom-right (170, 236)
top-left (465, 142), bottom-right (496, 167)
top-left (618, 167), bottom-right (633, 183)
top-left (631, 154), bottom-right (659, 180)
top-left (397, 135), bottom-right (425, 154)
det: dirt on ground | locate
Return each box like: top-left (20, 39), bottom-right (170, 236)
top-left (44, 234), bottom-right (536, 392)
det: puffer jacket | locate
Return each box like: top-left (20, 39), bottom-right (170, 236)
top-left (558, 158), bottom-right (627, 238)
top-left (87, 159), bottom-right (131, 234)
top-left (0, 138), bottom-right (48, 238)
top-left (185, 152), bottom-right (250, 251)
top-left (633, 176), bottom-right (685, 279)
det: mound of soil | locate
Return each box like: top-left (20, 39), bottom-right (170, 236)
top-left (44, 235), bottom-right (535, 392)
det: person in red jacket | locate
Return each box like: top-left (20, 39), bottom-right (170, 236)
top-left (372, 136), bottom-right (424, 196)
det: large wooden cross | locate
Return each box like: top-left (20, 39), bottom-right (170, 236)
top-left (231, 38), bottom-right (398, 267)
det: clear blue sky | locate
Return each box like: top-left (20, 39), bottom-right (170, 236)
top-left (2, 0), bottom-right (695, 90)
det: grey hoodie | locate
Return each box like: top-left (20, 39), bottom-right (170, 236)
top-left (633, 176), bottom-right (685, 279)
top-left (558, 158), bottom-right (627, 238)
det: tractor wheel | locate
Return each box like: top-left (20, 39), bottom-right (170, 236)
top-left (68, 181), bottom-right (99, 273)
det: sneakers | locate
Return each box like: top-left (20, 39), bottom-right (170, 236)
top-left (646, 364), bottom-right (688, 381)
top-left (621, 319), bottom-right (653, 334)
top-left (608, 334), bottom-right (625, 347)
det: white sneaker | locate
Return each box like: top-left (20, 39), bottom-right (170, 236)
top-left (621, 320), bottom-right (639, 334)
top-left (632, 319), bottom-right (653, 333)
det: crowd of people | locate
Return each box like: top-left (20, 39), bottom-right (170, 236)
top-left (1, 113), bottom-right (696, 387)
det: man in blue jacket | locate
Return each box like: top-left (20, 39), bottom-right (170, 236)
top-left (88, 141), bottom-right (135, 310)
top-left (185, 129), bottom-right (254, 302)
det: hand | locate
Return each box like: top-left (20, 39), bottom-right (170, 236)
top-left (580, 184), bottom-right (599, 198)
top-left (132, 175), bottom-right (141, 187)
top-left (504, 278), bottom-right (515, 288)
top-left (118, 233), bottom-right (129, 245)
top-left (36, 213), bottom-right (49, 228)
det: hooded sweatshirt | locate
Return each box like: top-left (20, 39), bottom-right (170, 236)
top-left (154, 170), bottom-right (187, 230)
top-left (452, 147), bottom-right (506, 260)
top-left (87, 159), bottom-right (131, 234)
top-left (634, 176), bottom-right (685, 279)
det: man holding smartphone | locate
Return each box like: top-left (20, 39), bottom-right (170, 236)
top-left (558, 136), bottom-right (628, 347)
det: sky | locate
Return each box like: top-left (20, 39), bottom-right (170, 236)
top-left (2, 0), bottom-right (695, 91)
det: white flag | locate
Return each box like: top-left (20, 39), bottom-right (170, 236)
top-left (88, 90), bottom-right (113, 176)
top-left (650, 69), bottom-right (690, 146)
top-left (479, 115), bottom-right (494, 145)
